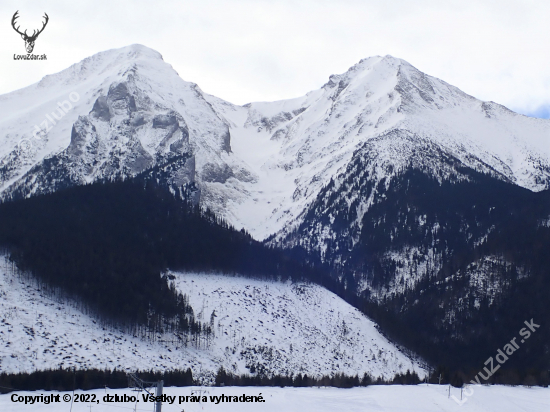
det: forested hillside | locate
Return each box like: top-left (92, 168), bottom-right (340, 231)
top-left (281, 162), bottom-right (550, 383)
top-left (0, 178), bottom-right (333, 340)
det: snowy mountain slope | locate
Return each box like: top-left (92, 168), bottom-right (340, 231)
top-left (171, 272), bottom-right (424, 379)
top-left (0, 257), bottom-right (425, 381)
top-left (284, 161), bottom-right (550, 372)
top-left (0, 45), bottom-right (253, 212)
top-left (209, 55), bottom-right (550, 240)
top-left (275, 132), bottom-right (550, 298)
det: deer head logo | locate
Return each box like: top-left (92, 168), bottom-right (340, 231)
top-left (11, 11), bottom-right (49, 54)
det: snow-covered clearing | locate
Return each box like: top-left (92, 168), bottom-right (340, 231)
top-left (0, 257), bottom-right (423, 381)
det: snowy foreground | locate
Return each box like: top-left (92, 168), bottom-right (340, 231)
top-left (1, 385), bottom-right (548, 412)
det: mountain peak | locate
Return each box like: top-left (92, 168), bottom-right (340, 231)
top-left (89, 44), bottom-right (165, 63)
top-left (36, 44), bottom-right (166, 90)
top-left (322, 54), bottom-right (425, 100)
top-left (328, 53), bottom-right (478, 113)
top-left (337, 55), bottom-right (411, 78)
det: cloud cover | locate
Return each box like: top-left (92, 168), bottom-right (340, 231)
top-left (1, 0), bottom-right (549, 117)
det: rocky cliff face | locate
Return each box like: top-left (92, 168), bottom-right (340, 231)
top-left (0, 45), bottom-right (252, 210)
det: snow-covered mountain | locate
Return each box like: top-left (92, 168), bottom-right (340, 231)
top-left (0, 257), bottom-right (424, 381)
top-left (209, 53), bottom-right (550, 375)
top-left (1, 45), bottom-right (549, 376)
top-left (0, 45), bottom-right (252, 209)
top-left (213, 55), bottom-right (550, 240)
top-left (1, 46), bottom-right (549, 238)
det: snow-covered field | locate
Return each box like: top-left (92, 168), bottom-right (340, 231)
top-left (1, 384), bottom-right (548, 412)
top-left (0, 257), bottom-right (423, 380)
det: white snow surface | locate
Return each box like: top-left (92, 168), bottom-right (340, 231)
top-left (215, 55), bottom-right (550, 239)
top-left (1, 385), bottom-right (549, 412)
top-left (1, 46), bottom-right (549, 240)
top-left (0, 258), bottom-right (424, 380)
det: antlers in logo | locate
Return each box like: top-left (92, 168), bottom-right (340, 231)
top-left (11, 11), bottom-right (49, 54)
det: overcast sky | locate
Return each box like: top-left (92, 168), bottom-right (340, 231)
top-left (1, 0), bottom-right (549, 117)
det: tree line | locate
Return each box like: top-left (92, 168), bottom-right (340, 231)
top-left (0, 368), bottom-right (193, 394)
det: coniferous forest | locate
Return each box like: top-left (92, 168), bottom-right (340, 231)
top-left (0, 366), bottom-right (420, 394)
top-left (0, 177), bottom-right (334, 344)
top-left (1, 168), bottom-right (549, 386)
top-left (281, 166), bottom-right (550, 385)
